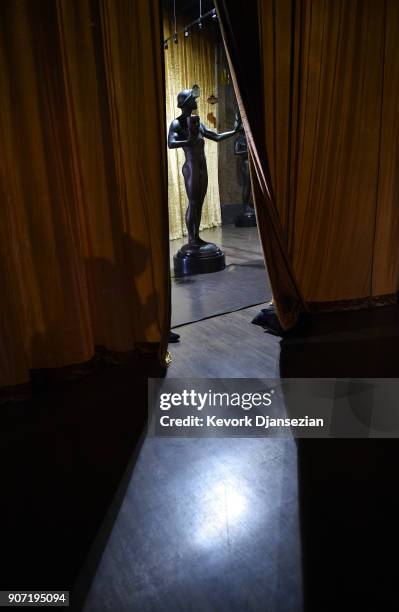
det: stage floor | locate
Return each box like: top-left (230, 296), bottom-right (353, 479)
top-left (82, 225), bottom-right (399, 612)
top-left (170, 225), bottom-right (270, 327)
top-left (83, 229), bottom-right (303, 612)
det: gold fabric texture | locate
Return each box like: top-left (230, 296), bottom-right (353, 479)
top-left (216, 1), bottom-right (305, 330)
top-left (0, 0), bottom-right (170, 388)
top-left (164, 20), bottom-right (221, 240)
top-left (217, 0), bottom-right (399, 329)
top-left (259, 0), bottom-right (399, 304)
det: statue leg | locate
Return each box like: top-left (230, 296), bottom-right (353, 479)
top-left (242, 160), bottom-right (253, 213)
top-left (182, 161), bottom-right (198, 243)
top-left (182, 160), bottom-right (209, 245)
top-left (193, 167), bottom-right (208, 243)
top-left (242, 160), bottom-right (250, 204)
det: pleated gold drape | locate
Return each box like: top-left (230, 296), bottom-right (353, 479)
top-left (0, 0), bottom-right (169, 389)
top-left (164, 19), bottom-right (221, 240)
top-left (260, 0), bottom-right (399, 306)
top-left (216, 0), bottom-right (304, 329)
top-left (217, 0), bottom-right (399, 328)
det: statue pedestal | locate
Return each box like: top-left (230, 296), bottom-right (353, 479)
top-left (173, 241), bottom-right (225, 277)
top-left (235, 206), bottom-right (257, 227)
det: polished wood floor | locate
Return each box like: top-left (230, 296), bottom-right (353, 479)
top-left (82, 227), bottom-right (399, 612)
top-left (3, 226), bottom-right (399, 611)
top-left (170, 226), bottom-right (270, 327)
top-left (83, 339), bottom-right (301, 610)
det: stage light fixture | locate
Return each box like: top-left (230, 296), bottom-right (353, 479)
top-left (184, 28), bottom-right (190, 38)
top-left (164, 40), bottom-right (168, 50)
top-left (173, 32), bottom-right (178, 44)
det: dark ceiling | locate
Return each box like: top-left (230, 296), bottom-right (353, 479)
top-left (163, 0), bottom-right (215, 21)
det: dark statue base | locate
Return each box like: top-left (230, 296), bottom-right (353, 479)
top-left (234, 207), bottom-right (257, 227)
top-left (173, 241), bottom-right (225, 277)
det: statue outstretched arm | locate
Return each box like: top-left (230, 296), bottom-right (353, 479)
top-left (168, 120), bottom-right (191, 149)
top-left (201, 123), bottom-right (238, 142)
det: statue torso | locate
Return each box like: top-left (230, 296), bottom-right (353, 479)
top-left (235, 133), bottom-right (248, 159)
top-left (175, 117), bottom-right (206, 164)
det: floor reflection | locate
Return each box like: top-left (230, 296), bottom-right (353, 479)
top-left (83, 226), bottom-right (301, 612)
top-left (170, 226), bottom-right (270, 327)
top-left (83, 437), bottom-right (302, 612)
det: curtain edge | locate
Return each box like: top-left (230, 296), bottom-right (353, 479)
top-left (307, 292), bottom-right (399, 314)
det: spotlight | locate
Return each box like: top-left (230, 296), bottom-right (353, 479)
top-left (198, 21), bottom-right (203, 30)
top-left (211, 9), bottom-right (217, 20)
top-left (164, 40), bottom-right (168, 49)
top-left (173, 32), bottom-right (178, 44)
top-left (184, 28), bottom-right (190, 38)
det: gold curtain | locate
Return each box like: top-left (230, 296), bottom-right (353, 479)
top-left (216, 0), bottom-right (305, 330)
top-left (0, 0), bottom-right (170, 389)
top-left (164, 18), bottom-right (221, 240)
top-left (217, 0), bottom-right (399, 327)
top-left (260, 0), bottom-right (399, 306)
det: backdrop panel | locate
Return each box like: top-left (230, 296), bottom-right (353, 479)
top-left (164, 16), bottom-right (221, 240)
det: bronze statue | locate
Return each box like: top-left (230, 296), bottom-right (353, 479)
top-left (168, 85), bottom-right (239, 275)
top-left (234, 119), bottom-right (256, 227)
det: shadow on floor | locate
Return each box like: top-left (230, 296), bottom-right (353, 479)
top-left (0, 354), bottom-right (165, 610)
top-left (3, 303), bottom-right (398, 611)
top-left (280, 305), bottom-right (399, 611)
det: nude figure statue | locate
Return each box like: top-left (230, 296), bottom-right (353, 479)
top-left (168, 85), bottom-right (240, 254)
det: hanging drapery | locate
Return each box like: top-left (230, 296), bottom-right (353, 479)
top-left (164, 16), bottom-right (221, 240)
top-left (215, 0), bottom-right (305, 330)
top-left (259, 0), bottom-right (399, 307)
top-left (0, 0), bottom-right (170, 390)
top-left (216, 0), bottom-right (399, 327)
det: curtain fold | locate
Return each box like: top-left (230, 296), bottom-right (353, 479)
top-left (0, 0), bottom-right (170, 389)
top-left (216, 0), bottom-right (399, 326)
top-left (215, 0), bottom-right (305, 330)
top-left (372, 0), bottom-right (399, 297)
top-left (164, 17), bottom-right (221, 240)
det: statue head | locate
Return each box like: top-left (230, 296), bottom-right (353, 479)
top-left (177, 84), bottom-right (200, 111)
